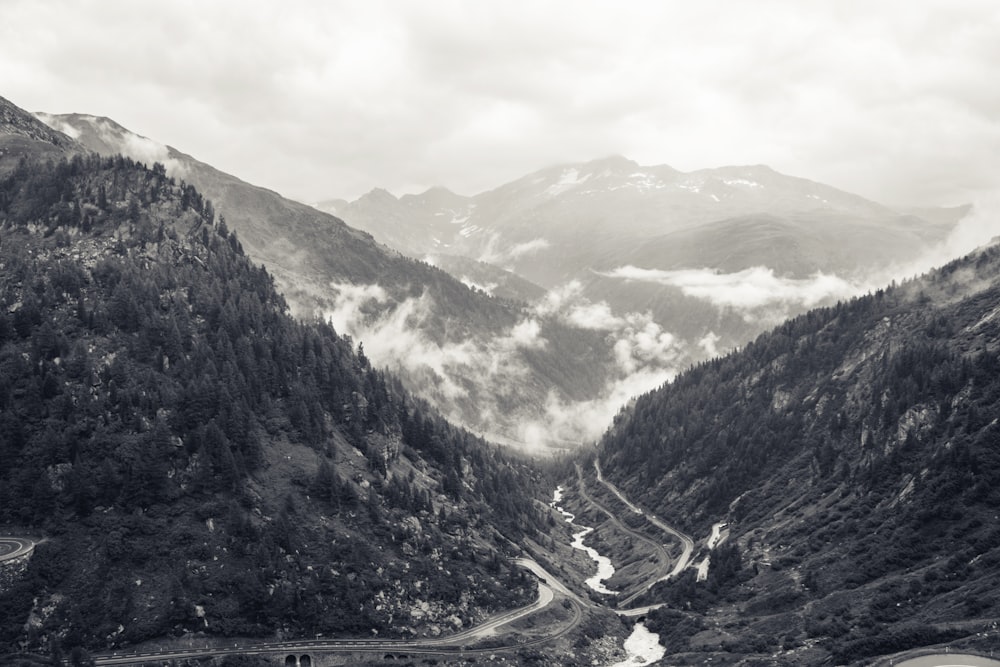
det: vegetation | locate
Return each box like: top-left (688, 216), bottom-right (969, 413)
top-left (600, 246), bottom-right (1000, 663)
top-left (0, 154), bottom-right (548, 655)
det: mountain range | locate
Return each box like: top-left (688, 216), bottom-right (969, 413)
top-left (26, 97), bottom-right (978, 453)
top-left (322, 155), bottom-right (962, 282)
top-left (3, 89), bottom-right (1000, 666)
top-left (322, 157), bottom-right (968, 339)
top-left (24, 102), bottom-right (627, 449)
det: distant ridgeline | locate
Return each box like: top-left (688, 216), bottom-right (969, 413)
top-left (599, 241), bottom-right (1000, 663)
top-left (0, 154), bottom-right (548, 653)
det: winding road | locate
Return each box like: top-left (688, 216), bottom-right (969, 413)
top-left (594, 460), bottom-right (695, 582)
top-left (0, 537), bottom-right (34, 563)
top-left (24, 462), bottom-right (698, 665)
top-left (891, 655), bottom-right (1000, 667)
top-left (91, 558), bottom-right (578, 666)
top-left (574, 464), bottom-right (674, 606)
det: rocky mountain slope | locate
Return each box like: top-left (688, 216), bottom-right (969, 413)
top-left (597, 240), bottom-right (1000, 664)
top-left (0, 153), bottom-right (548, 656)
top-left (0, 97), bottom-right (83, 175)
top-left (27, 101), bottom-right (661, 449)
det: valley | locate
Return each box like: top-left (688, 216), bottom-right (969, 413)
top-left (71, 456), bottom-right (695, 666)
top-left (3, 84), bottom-right (1000, 667)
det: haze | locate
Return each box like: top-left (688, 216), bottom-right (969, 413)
top-left (3, 0), bottom-right (998, 207)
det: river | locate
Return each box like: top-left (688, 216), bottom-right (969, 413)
top-left (550, 487), bottom-right (667, 666)
top-left (609, 622), bottom-right (667, 667)
top-left (551, 486), bottom-right (617, 595)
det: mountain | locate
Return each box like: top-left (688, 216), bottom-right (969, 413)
top-left (0, 96), bottom-right (83, 175)
top-left (0, 153), bottom-right (549, 657)
top-left (330, 157), bottom-right (964, 351)
top-left (596, 240), bottom-right (1000, 664)
top-left (327, 156), bottom-right (956, 285)
top-left (29, 106), bottom-right (645, 449)
top-left (423, 253), bottom-right (548, 302)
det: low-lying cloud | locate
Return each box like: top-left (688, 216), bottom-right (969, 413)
top-left (879, 197), bottom-right (1000, 284)
top-left (602, 265), bottom-right (863, 323)
top-left (478, 234), bottom-right (550, 268)
top-left (320, 279), bottom-right (687, 451)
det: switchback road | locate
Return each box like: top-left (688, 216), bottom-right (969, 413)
top-left (594, 460), bottom-right (695, 581)
top-left (574, 464), bottom-right (674, 607)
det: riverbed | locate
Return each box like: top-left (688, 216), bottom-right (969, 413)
top-left (551, 486), bottom-right (617, 594)
top-left (609, 622), bottom-right (667, 667)
top-left (550, 487), bottom-right (668, 666)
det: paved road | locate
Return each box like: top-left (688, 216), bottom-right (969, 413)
top-left (594, 460), bottom-right (695, 580)
top-left (0, 537), bottom-right (34, 562)
top-left (515, 556), bottom-right (588, 605)
top-left (574, 465), bottom-right (673, 607)
top-left (92, 558), bottom-right (573, 666)
top-left (892, 654), bottom-right (1000, 667)
top-left (76, 466), bottom-right (701, 665)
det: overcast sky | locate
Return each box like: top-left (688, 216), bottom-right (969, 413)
top-left (3, 0), bottom-right (998, 206)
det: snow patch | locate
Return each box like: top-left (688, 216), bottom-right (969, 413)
top-left (723, 178), bottom-right (762, 188)
top-left (546, 168), bottom-right (591, 196)
top-left (675, 179), bottom-right (703, 194)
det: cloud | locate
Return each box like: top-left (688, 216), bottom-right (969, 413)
top-left (321, 280), bottom-right (549, 419)
top-left (536, 281), bottom-right (624, 330)
top-left (698, 331), bottom-right (722, 358)
top-left (33, 113), bottom-right (80, 139)
top-left (320, 278), bottom-right (687, 450)
top-left (514, 367), bottom-right (675, 450)
top-left (536, 280), bottom-right (685, 379)
top-left (888, 195), bottom-right (1000, 280)
top-left (602, 265), bottom-right (863, 322)
top-left (4, 1), bottom-right (996, 207)
top-left (477, 235), bottom-right (550, 267)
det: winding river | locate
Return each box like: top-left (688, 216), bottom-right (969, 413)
top-left (551, 486), bottom-right (617, 595)
top-left (551, 487), bottom-right (666, 666)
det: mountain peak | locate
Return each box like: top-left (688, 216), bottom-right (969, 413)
top-left (360, 187), bottom-right (399, 203)
top-left (583, 154), bottom-right (640, 171)
top-left (0, 96), bottom-right (74, 146)
top-left (0, 95), bottom-right (84, 174)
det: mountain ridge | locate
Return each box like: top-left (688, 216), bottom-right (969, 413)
top-left (596, 238), bottom-right (1000, 664)
top-left (0, 151), bottom-right (550, 657)
top-left (0, 95), bottom-right (84, 175)
top-left (27, 101), bottom-right (650, 449)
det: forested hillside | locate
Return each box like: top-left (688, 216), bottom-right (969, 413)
top-left (37, 109), bottom-right (624, 448)
top-left (0, 154), bottom-right (547, 655)
top-left (600, 244), bottom-right (1000, 664)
